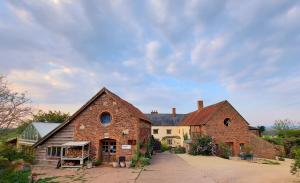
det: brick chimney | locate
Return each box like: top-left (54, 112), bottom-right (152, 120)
top-left (172, 108), bottom-right (176, 117)
top-left (151, 110), bottom-right (158, 115)
top-left (197, 100), bottom-right (203, 111)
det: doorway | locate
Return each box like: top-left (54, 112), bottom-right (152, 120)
top-left (100, 139), bottom-right (117, 163)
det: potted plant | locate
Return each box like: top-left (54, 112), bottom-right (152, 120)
top-left (112, 162), bottom-right (119, 168)
top-left (120, 161), bottom-right (126, 168)
top-left (125, 161), bottom-right (131, 168)
top-left (243, 145), bottom-right (254, 160)
top-left (87, 160), bottom-right (93, 169)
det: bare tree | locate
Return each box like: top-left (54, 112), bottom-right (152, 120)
top-left (0, 76), bottom-right (31, 128)
top-left (272, 119), bottom-right (299, 131)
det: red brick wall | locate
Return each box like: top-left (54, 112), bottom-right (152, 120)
top-left (72, 93), bottom-right (141, 161)
top-left (191, 102), bottom-right (277, 158)
top-left (139, 120), bottom-right (151, 144)
top-left (202, 103), bottom-right (250, 156)
top-left (249, 134), bottom-right (279, 159)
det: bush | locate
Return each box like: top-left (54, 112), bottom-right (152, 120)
top-left (243, 145), bottom-right (254, 154)
top-left (189, 135), bottom-right (216, 156)
top-left (161, 141), bottom-right (170, 152)
top-left (93, 159), bottom-right (101, 167)
top-left (172, 146), bottom-right (186, 154)
top-left (0, 144), bottom-right (34, 164)
top-left (291, 147), bottom-right (300, 175)
top-left (217, 142), bottom-right (231, 159)
top-left (262, 136), bottom-right (284, 145)
top-left (131, 143), bottom-right (151, 168)
top-left (139, 156), bottom-right (150, 167)
top-left (0, 156), bottom-right (10, 169)
top-left (0, 169), bottom-right (31, 183)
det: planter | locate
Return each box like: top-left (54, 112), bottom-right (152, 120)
top-left (125, 161), bottom-right (131, 168)
top-left (120, 162), bottom-right (126, 168)
top-left (112, 162), bottom-right (119, 168)
top-left (87, 162), bottom-right (93, 169)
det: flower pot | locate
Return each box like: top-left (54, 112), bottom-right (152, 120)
top-left (120, 162), bottom-right (126, 168)
top-left (125, 161), bottom-right (131, 168)
top-left (112, 162), bottom-right (119, 168)
top-left (87, 162), bottom-right (93, 169)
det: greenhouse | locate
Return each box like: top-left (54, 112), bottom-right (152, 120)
top-left (18, 122), bottom-right (60, 153)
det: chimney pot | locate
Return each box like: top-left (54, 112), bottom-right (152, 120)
top-left (172, 108), bottom-right (176, 117)
top-left (197, 100), bottom-right (203, 111)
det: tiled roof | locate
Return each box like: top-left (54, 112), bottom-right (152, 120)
top-left (145, 113), bottom-right (186, 126)
top-left (179, 101), bottom-right (227, 126)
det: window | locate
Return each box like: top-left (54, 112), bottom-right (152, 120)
top-left (100, 112), bottom-right (112, 125)
top-left (47, 146), bottom-right (61, 157)
top-left (128, 140), bottom-right (136, 145)
top-left (224, 118), bottom-right (231, 126)
top-left (167, 138), bottom-right (172, 145)
top-left (153, 129), bottom-right (159, 134)
top-left (166, 129), bottom-right (172, 134)
top-left (240, 143), bottom-right (245, 151)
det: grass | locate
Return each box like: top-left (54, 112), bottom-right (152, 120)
top-left (255, 159), bottom-right (280, 165)
top-left (0, 128), bottom-right (18, 143)
top-left (36, 176), bottom-right (60, 183)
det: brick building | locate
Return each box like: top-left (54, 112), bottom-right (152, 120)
top-left (179, 100), bottom-right (278, 159)
top-left (33, 87), bottom-right (151, 166)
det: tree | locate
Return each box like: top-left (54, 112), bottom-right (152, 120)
top-left (257, 126), bottom-right (266, 134)
top-left (272, 119), bottom-right (297, 131)
top-left (0, 76), bottom-right (31, 128)
top-left (32, 110), bottom-right (70, 123)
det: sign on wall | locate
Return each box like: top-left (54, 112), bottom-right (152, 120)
top-left (121, 145), bottom-right (131, 150)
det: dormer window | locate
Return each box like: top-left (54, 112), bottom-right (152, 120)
top-left (224, 118), bottom-right (231, 126)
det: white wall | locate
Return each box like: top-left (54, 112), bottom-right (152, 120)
top-left (151, 126), bottom-right (190, 147)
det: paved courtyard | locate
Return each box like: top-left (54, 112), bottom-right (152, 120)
top-left (33, 152), bottom-right (300, 183)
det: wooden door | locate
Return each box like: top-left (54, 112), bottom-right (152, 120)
top-left (101, 139), bottom-right (116, 163)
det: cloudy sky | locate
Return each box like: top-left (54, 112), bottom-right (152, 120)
top-left (0, 0), bottom-right (300, 126)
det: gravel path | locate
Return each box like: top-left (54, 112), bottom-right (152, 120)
top-left (136, 152), bottom-right (299, 183)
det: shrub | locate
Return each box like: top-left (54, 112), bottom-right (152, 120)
top-left (139, 156), bottom-right (150, 167)
top-left (262, 136), bottom-right (284, 145)
top-left (217, 142), bottom-right (231, 159)
top-left (131, 143), bottom-right (151, 168)
top-left (189, 135), bottom-right (216, 156)
top-left (93, 159), bottom-right (101, 167)
top-left (183, 133), bottom-right (189, 141)
top-left (173, 146), bottom-right (186, 154)
top-left (161, 141), bottom-right (170, 152)
top-left (0, 156), bottom-right (10, 169)
top-left (291, 147), bottom-right (300, 175)
top-left (153, 139), bottom-right (161, 152)
top-left (243, 145), bottom-right (254, 154)
top-left (0, 144), bottom-right (34, 164)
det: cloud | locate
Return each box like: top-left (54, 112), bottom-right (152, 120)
top-left (0, 0), bottom-right (300, 124)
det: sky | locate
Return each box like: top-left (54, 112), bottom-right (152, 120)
top-left (0, 0), bottom-right (300, 126)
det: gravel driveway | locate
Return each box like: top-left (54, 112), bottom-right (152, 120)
top-left (136, 152), bottom-right (299, 183)
top-left (136, 152), bottom-right (216, 183)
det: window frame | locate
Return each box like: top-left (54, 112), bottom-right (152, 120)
top-left (47, 146), bottom-right (62, 158)
top-left (166, 129), bottom-right (172, 135)
top-left (100, 112), bottom-right (112, 125)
